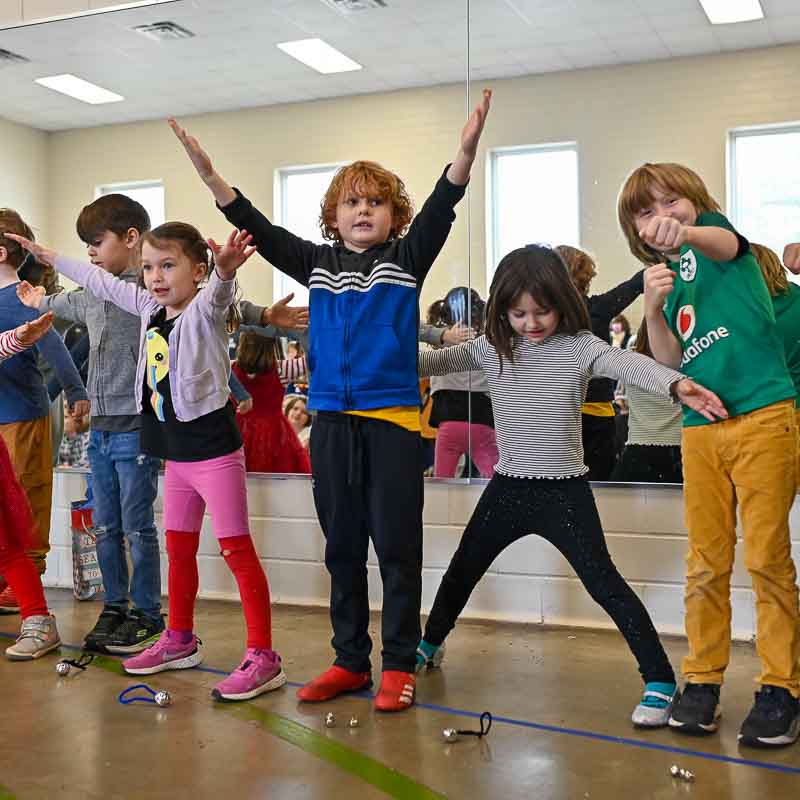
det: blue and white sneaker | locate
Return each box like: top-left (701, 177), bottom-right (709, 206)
top-left (414, 640), bottom-right (446, 674)
top-left (631, 682), bottom-right (680, 728)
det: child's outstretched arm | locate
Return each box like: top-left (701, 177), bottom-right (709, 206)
top-left (639, 216), bottom-right (740, 263)
top-left (446, 89), bottom-right (492, 186)
top-left (418, 337), bottom-right (484, 377)
top-left (643, 264), bottom-right (683, 368)
top-left (240, 294), bottom-right (309, 330)
top-left (169, 118), bottom-right (318, 285)
top-left (8, 234), bottom-right (154, 318)
top-left (0, 312), bottom-right (54, 361)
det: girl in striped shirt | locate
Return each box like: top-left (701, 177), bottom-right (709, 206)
top-left (415, 245), bottom-right (726, 728)
top-left (0, 311), bottom-right (64, 661)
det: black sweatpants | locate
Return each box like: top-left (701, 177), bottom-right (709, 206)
top-left (582, 413), bottom-right (618, 481)
top-left (424, 473), bottom-right (675, 684)
top-left (310, 412), bottom-right (424, 673)
top-left (610, 444), bottom-right (683, 484)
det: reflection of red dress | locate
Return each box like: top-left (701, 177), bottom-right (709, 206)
top-left (0, 437), bottom-right (34, 549)
top-left (232, 363), bottom-right (311, 474)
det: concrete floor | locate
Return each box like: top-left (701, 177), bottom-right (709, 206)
top-left (1, 591), bottom-right (799, 799)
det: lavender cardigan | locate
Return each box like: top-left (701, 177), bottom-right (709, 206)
top-left (54, 255), bottom-right (236, 422)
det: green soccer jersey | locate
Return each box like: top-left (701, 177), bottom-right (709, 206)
top-left (772, 282), bottom-right (800, 408)
top-left (662, 212), bottom-right (796, 426)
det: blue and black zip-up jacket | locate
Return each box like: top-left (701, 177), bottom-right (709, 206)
top-left (220, 167), bottom-right (466, 412)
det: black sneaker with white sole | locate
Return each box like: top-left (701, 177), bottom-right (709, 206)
top-left (104, 609), bottom-right (165, 655)
top-left (83, 607), bottom-right (127, 653)
top-left (668, 683), bottom-right (721, 735)
top-left (738, 685), bottom-right (800, 748)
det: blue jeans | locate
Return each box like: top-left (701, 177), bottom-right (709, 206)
top-left (88, 429), bottom-right (161, 620)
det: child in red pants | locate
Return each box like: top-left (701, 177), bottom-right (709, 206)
top-left (0, 313), bottom-right (62, 660)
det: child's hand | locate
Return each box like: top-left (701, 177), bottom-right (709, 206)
top-left (3, 233), bottom-right (57, 266)
top-left (783, 242), bottom-right (800, 274)
top-left (16, 280), bottom-right (46, 310)
top-left (673, 379), bottom-right (728, 422)
top-left (638, 216), bottom-right (688, 253)
top-left (209, 229), bottom-right (256, 279)
top-left (643, 263), bottom-right (675, 315)
top-left (265, 293), bottom-right (310, 329)
top-left (460, 89), bottom-right (492, 160)
top-left (68, 399), bottom-right (91, 419)
top-left (442, 323), bottom-right (473, 345)
top-left (236, 397), bottom-right (253, 415)
top-left (14, 311), bottom-right (54, 347)
top-left (169, 118), bottom-right (216, 183)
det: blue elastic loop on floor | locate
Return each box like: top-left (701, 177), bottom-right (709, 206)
top-left (118, 684), bottom-right (159, 705)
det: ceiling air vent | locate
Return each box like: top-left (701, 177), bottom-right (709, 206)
top-left (0, 48), bottom-right (29, 67)
top-left (319, 0), bottom-right (388, 15)
top-left (131, 21), bottom-right (195, 42)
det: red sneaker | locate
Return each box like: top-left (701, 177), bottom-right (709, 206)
top-left (374, 670), bottom-right (416, 712)
top-left (0, 585), bottom-right (20, 615)
top-left (296, 665), bottom-right (372, 702)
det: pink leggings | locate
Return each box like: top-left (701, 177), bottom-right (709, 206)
top-left (164, 448), bottom-right (250, 538)
top-left (434, 422), bottom-right (499, 478)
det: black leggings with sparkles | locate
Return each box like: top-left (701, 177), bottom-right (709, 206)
top-left (424, 473), bottom-right (675, 684)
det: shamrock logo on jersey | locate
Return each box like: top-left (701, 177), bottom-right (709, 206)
top-left (677, 304), bottom-right (696, 341)
top-left (679, 249), bottom-right (697, 282)
top-left (145, 328), bottom-right (169, 421)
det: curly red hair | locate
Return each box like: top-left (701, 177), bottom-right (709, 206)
top-left (320, 160), bottom-right (413, 242)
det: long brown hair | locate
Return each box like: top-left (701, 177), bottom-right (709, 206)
top-left (236, 331), bottom-right (283, 374)
top-left (556, 244), bottom-right (597, 295)
top-left (618, 163), bottom-right (720, 265)
top-left (750, 242), bottom-right (790, 298)
top-left (485, 244), bottom-right (591, 371)
top-left (141, 222), bottom-right (241, 332)
top-left (632, 317), bottom-right (652, 358)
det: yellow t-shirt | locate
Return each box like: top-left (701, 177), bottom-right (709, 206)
top-left (581, 401), bottom-right (615, 417)
top-left (345, 406), bottom-right (421, 432)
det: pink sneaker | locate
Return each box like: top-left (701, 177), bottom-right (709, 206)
top-left (123, 630), bottom-right (203, 675)
top-left (212, 648), bottom-right (286, 702)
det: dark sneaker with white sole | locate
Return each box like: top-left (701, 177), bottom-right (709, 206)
top-left (668, 683), bottom-right (721, 735)
top-left (738, 685), bottom-right (800, 748)
top-left (104, 609), bottom-right (165, 655)
top-left (83, 607), bottom-right (127, 653)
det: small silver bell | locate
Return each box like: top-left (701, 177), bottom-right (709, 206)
top-left (154, 690), bottom-right (171, 707)
top-left (679, 769), bottom-right (695, 782)
top-left (669, 765), bottom-right (680, 777)
top-left (347, 715), bottom-right (359, 728)
top-left (325, 712), bottom-right (336, 728)
top-left (56, 661), bottom-right (71, 676)
top-left (442, 728), bottom-right (459, 742)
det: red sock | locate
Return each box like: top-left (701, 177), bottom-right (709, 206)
top-left (0, 545), bottom-right (48, 618)
top-left (166, 530), bottom-right (200, 633)
top-left (220, 535), bottom-right (272, 650)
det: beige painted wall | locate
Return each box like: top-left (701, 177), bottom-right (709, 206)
top-left (0, 116), bottom-right (50, 241)
top-left (46, 42), bottom-right (800, 318)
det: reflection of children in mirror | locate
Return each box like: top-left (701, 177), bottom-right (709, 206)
top-left (232, 331), bottom-right (310, 473)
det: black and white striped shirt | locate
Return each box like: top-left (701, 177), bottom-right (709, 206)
top-left (419, 332), bottom-right (684, 478)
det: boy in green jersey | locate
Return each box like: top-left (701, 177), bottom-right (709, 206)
top-left (618, 163), bottom-right (800, 748)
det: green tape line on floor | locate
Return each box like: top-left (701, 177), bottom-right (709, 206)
top-left (216, 703), bottom-right (446, 800)
top-left (0, 784), bottom-right (16, 799)
top-left (86, 652), bottom-right (443, 800)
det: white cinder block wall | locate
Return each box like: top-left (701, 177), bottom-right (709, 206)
top-left (45, 470), bottom-right (800, 641)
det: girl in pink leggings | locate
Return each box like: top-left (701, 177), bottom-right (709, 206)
top-left (427, 287), bottom-right (498, 478)
top-left (12, 224), bottom-right (284, 703)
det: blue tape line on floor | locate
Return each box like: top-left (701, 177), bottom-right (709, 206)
top-left (3, 630), bottom-right (799, 776)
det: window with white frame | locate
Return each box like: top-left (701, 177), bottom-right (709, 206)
top-left (486, 143), bottom-right (580, 290)
top-left (273, 163), bottom-right (345, 305)
top-left (96, 180), bottom-right (165, 228)
top-left (729, 125), bottom-right (800, 279)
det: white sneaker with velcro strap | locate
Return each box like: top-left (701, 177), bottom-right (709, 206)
top-left (5, 614), bottom-right (61, 661)
top-left (631, 682), bottom-right (681, 728)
